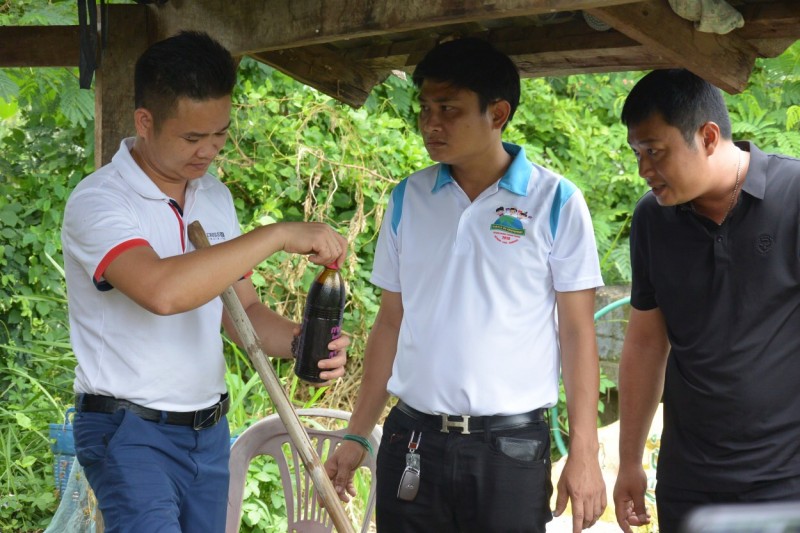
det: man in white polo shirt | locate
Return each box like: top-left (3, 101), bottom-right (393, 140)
top-left (325, 38), bottom-right (606, 533)
top-left (62, 31), bottom-right (349, 532)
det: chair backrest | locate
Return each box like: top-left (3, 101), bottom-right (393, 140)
top-left (227, 408), bottom-right (381, 533)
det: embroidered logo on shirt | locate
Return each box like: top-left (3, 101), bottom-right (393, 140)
top-left (756, 234), bottom-right (774, 255)
top-left (206, 231), bottom-right (226, 244)
top-left (490, 206), bottom-right (531, 245)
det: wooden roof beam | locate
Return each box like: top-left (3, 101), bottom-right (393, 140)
top-left (148, 0), bottom-right (640, 54)
top-left (586, 0), bottom-right (758, 93)
top-left (337, 18), bottom-right (675, 79)
top-left (494, 22), bottom-right (676, 77)
top-left (0, 26), bottom-right (80, 67)
top-left (737, 1), bottom-right (800, 40)
top-left (736, 1), bottom-right (800, 58)
top-left (512, 46), bottom-right (675, 77)
top-left (249, 46), bottom-right (392, 107)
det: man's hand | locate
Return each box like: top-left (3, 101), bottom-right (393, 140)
top-left (290, 324), bottom-right (350, 384)
top-left (554, 450), bottom-right (607, 532)
top-left (613, 463), bottom-right (651, 532)
top-left (277, 222), bottom-right (348, 267)
top-left (324, 440), bottom-right (367, 502)
top-left (316, 334), bottom-right (349, 383)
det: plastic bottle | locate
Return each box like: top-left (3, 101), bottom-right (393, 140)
top-left (293, 263), bottom-right (346, 383)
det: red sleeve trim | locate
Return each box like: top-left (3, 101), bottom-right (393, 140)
top-left (93, 238), bottom-right (150, 283)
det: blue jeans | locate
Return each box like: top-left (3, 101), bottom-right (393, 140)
top-left (73, 408), bottom-right (230, 533)
top-left (376, 406), bottom-right (553, 533)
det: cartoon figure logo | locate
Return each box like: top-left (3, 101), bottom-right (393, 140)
top-left (491, 206), bottom-right (531, 244)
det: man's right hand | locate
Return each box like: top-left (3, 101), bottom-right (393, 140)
top-left (276, 221), bottom-right (348, 267)
top-left (612, 463), bottom-right (651, 532)
top-left (325, 440), bottom-right (367, 503)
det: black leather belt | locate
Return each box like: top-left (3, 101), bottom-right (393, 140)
top-left (395, 400), bottom-right (545, 434)
top-left (75, 393), bottom-right (229, 430)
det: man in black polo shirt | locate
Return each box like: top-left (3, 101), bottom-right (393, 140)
top-left (612, 69), bottom-right (800, 533)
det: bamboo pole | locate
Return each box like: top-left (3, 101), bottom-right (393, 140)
top-left (188, 220), bottom-right (355, 533)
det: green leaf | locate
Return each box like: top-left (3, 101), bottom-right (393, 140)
top-left (0, 70), bottom-right (20, 103)
top-left (59, 84), bottom-right (95, 127)
top-left (16, 455), bottom-right (36, 468)
top-left (15, 412), bottom-right (33, 430)
top-left (787, 105), bottom-right (800, 131)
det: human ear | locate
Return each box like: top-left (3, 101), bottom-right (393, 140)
top-left (490, 99), bottom-right (512, 130)
top-left (699, 121), bottom-right (721, 154)
top-left (133, 108), bottom-right (155, 138)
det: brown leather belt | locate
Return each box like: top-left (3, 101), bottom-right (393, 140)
top-left (75, 393), bottom-right (229, 430)
top-left (395, 400), bottom-right (545, 434)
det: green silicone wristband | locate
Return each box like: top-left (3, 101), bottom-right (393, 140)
top-left (343, 433), bottom-right (373, 456)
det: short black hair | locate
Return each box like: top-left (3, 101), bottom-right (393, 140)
top-left (412, 38), bottom-right (520, 127)
top-left (621, 69), bottom-right (732, 145)
top-left (134, 31), bottom-right (237, 127)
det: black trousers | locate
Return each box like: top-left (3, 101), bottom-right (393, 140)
top-left (376, 405), bottom-right (553, 533)
top-left (656, 476), bottom-right (800, 533)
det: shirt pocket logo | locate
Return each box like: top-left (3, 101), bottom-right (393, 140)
top-left (490, 206), bottom-right (531, 245)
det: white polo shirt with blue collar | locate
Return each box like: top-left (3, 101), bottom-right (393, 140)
top-left (62, 138), bottom-right (241, 412)
top-left (372, 143), bottom-right (603, 416)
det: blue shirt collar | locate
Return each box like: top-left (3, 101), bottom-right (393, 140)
top-left (432, 142), bottom-right (532, 196)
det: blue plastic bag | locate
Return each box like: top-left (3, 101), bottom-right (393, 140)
top-left (44, 458), bottom-right (99, 533)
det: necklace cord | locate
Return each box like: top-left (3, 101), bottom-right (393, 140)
top-left (719, 148), bottom-right (743, 226)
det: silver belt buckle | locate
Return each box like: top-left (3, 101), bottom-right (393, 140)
top-left (440, 414), bottom-right (470, 434)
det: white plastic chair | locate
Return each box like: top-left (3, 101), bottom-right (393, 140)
top-left (227, 408), bottom-right (382, 533)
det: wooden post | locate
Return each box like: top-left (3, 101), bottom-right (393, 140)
top-left (94, 4), bottom-right (152, 168)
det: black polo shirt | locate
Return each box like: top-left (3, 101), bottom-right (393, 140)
top-left (630, 142), bottom-right (800, 491)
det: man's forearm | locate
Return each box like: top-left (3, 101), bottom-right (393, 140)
top-left (346, 331), bottom-right (396, 436)
top-left (239, 302), bottom-right (296, 358)
top-left (346, 294), bottom-right (401, 436)
top-left (617, 308), bottom-right (670, 465)
top-left (617, 357), bottom-right (664, 465)
top-left (562, 361), bottom-right (601, 455)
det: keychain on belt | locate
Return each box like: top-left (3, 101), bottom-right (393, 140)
top-left (397, 431), bottom-right (422, 501)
